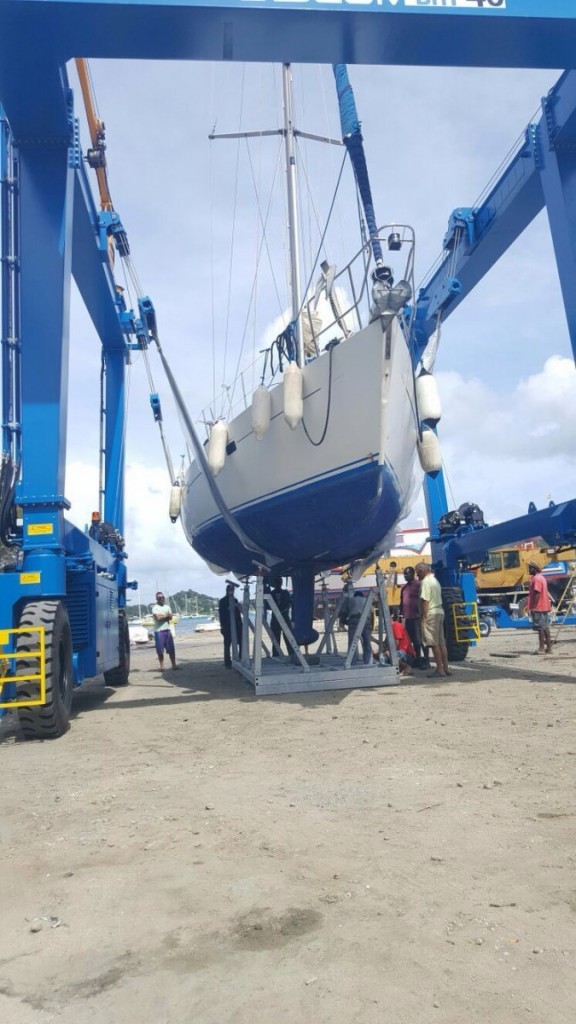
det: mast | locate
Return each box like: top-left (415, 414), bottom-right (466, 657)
top-left (210, 67), bottom-right (342, 367)
top-left (282, 64), bottom-right (304, 367)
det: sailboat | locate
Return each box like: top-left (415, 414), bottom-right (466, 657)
top-left (180, 594), bottom-right (204, 620)
top-left (173, 65), bottom-right (436, 645)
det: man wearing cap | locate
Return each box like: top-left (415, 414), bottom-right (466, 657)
top-left (152, 591), bottom-right (178, 671)
top-left (415, 563), bottom-right (450, 678)
top-left (527, 562), bottom-right (552, 654)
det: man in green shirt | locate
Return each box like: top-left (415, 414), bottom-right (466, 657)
top-left (415, 563), bottom-right (450, 678)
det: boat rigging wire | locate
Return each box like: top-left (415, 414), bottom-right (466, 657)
top-left (76, 60), bottom-right (180, 489)
top-left (245, 140), bottom-right (285, 318)
top-left (415, 103), bottom-right (542, 302)
top-left (226, 139), bottom-right (285, 412)
top-left (149, 328), bottom-right (279, 569)
top-left (295, 136), bottom-right (331, 268)
top-left (295, 151), bottom-right (347, 325)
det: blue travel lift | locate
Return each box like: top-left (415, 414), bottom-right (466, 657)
top-left (410, 67), bottom-right (576, 652)
top-left (0, 69), bottom-right (164, 737)
top-left (1, 1), bottom-right (576, 730)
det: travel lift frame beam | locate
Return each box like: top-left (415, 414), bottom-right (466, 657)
top-left (0, 2), bottom-right (576, 714)
top-left (410, 66), bottom-right (576, 596)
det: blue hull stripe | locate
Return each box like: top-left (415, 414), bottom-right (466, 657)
top-left (191, 459), bottom-right (403, 576)
top-left (191, 452), bottom-right (376, 528)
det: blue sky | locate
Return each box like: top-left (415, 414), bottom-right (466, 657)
top-left (63, 60), bottom-right (576, 604)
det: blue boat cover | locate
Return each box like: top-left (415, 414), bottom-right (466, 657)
top-left (332, 64), bottom-right (383, 267)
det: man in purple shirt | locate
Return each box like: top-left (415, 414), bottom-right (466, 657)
top-left (399, 566), bottom-right (427, 668)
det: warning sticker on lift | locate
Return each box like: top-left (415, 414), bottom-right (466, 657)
top-left (20, 573), bottom-right (41, 585)
top-left (27, 523), bottom-right (54, 536)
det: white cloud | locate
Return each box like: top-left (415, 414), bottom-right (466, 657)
top-left (407, 357), bottom-right (576, 527)
top-left (437, 356), bottom-right (576, 462)
top-left (66, 460), bottom-right (224, 606)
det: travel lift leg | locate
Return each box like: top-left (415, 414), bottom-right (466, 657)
top-left (0, 125), bottom-right (76, 737)
top-left (0, 92), bottom-right (131, 737)
top-left (539, 85), bottom-right (576, 365)
top-left (423, 459), bottom-right (478, 663)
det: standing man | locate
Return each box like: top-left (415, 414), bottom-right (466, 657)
top-left (218, 582), bottom-right (243, 668)
top-left (269, 576), bottom-right (292, 656)
top-left (399, 566), bottom-right (427, 667)
top-left (152, 591), bottom-right (178, 671)
top-left (527, 562), bottom-right (553, 654)
top-left (341, 588), bottom-right (373, 665)
top-left (415, 563), bottom-right (450, 678)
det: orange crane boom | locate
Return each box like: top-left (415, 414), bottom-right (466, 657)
top-left (75, 58), bottom-right (114, 212)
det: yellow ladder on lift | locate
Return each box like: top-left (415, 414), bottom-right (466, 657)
top-left (451, 602), bottom-right (481, 644)
top-left (0, 627), bottom-right (46, 708)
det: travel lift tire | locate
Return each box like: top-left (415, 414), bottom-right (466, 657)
top-left (16, 600), bottom-right (73, 740)
top-left (441, 586), bottom-right (470, 663)
top-left (104, 609), bottom-right (130, 687)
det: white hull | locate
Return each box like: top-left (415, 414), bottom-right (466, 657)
top-left (181, 318), bottom-right (419, 576)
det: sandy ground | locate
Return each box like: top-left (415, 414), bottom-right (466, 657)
top-left (1, 624), bottom-right (575, 1024)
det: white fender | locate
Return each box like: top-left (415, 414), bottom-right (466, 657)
top-left (207, 420), bottom-right (228, 476)
top-left (417, 428), bottom-right (442, 474)
top-left (169, 483), bottom-right (182, 523)
top-left (416, 370), bottom-right (442, 425)
top-left (283, 361), bottom-right (303, 430)
top-left (251, 385), bottom-right (271, 440)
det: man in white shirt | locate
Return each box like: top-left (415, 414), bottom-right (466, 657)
top-left (415, 563), bottom-right (450, 678)
top-left (152, 591), bottom-right (178, 671)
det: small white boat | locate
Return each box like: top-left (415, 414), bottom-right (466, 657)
top-left (194, 619), bottom-right (221, 633)
top-left (128, 623), bottom-right (151, 645)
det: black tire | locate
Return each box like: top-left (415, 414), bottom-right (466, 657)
top-left (442, 586), bottom-right (469, 663)
top-left (104, 609), bottom-right (130, 687)
top-left (479, 618), bottom-right (491, 638)
top-left (16, 600), bottom-right (73, 740)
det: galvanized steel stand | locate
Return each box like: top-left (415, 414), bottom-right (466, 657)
top-left (231, 571), bottom-right (400, 696)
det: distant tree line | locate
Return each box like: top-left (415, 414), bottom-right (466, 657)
top-left (126, 588), bottom-right (218, 619)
